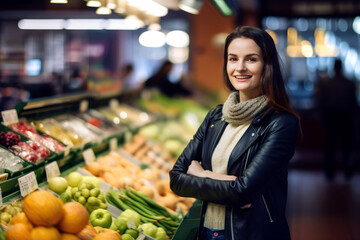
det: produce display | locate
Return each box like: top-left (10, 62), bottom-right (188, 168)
top-left (8, 122), bottom-right (66, 154)
top-left (82, 151), bottom-right (194, 214)
top-left (4, 189), bottom-right (122, 240)
top-left (107, 188), bottom-right (180, 239)
top-left (0, 199), bottom-right (22, 226)
top-left (31, 118), bottom-right (85, 147)
top-left (0, 148), bottom-right (25, 172)
top-left (76, 109), bottom-right (126, 134)
top-left (54, 115), bottom-right (106, 142)
top-left (96, 104), bottom-right (152, 129)
top-left (0, 94), bottom-right (209, 239)
top-left (48, 173), bottom-right (108, 213)
top-left (0, 132), bottom-right (21, 149)
top-left (137, 121), bottom-right (191, 157)
top-left (0, 130), bottom-right (50, 163)
top-left (9, 141), bottom-right (50, 163)
top-left (121, 134), bottom-right (176, 173)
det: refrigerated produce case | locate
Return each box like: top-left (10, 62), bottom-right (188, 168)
top-left (0, 91), bottom-right (210, 239)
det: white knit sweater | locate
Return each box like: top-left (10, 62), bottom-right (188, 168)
top-left (204, 121), bottom-right (250, 229)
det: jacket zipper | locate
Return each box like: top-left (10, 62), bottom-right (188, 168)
top-left (262, 195), bottom-right (274, 223)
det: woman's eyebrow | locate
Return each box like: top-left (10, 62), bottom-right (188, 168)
top-left (227, 53), bottom-right (260, 57)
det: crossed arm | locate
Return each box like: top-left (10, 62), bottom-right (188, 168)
top-left (187, 160), bottom-right (251, 209)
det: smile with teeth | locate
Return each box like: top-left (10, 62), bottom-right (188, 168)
top-left (235, 75), bottom-right (251, 79)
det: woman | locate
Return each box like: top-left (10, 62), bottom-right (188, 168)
top-left (169, 26), bottom-right (300, 240)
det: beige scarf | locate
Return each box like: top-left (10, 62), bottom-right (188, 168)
top-left (222, 92), bottom-right (269, 126)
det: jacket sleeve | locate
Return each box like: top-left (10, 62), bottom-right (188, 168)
top-left (169, 106), bottom-right (218, 196)
top-left (170, 112), bottom-right (299, 207)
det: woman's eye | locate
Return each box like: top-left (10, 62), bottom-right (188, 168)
top-left (228, 57), bottom-right (237, 62)
top-left (247, 58), bottom-right (256, 62)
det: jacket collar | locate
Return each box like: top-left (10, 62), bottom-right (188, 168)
top-left (205, 107), bottom-right (272, 172)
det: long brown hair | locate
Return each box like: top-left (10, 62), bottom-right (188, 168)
top-left (223, 26), bottom-right (299, 120)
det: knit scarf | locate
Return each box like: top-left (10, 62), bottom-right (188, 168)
top-left (222, 92), bottom-right (269, 126)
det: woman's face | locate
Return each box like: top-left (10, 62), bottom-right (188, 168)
top-left (226, 37), bottom-right (264, 102)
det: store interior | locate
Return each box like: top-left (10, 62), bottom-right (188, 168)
top-left (0, 0), bottom-right (360, 239)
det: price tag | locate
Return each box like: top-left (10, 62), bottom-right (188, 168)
top-left (137, 233), bottom-right (146, 240)
top-left (0, 187), bottom-right (3, 207)
top-left (125, 132), bottom-right (132, 143)
top-left (127, 219), bottom-right (136, 229)
top-left (1, 109), bottom-right (19, 125)
top-left (109, 99), bottom-right (119, 111)
top-left (83, 148), bottom-right (96, 165)
top-left (109, 138), bottom-right (118, 151)
top-left (79, 100), bottom-right (89, 113)
top-left (64, 147), bottom-right (70, 157)
top-left (18, 171), bottom-right (38, 197)
top-left (45, 161), bottom-right (60, 181)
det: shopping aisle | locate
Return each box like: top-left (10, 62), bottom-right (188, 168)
top-left (287, 169), bottom-right (360, 240)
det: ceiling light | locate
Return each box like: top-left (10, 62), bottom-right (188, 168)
top-left (179, 0), bottom-right (203, 14)
top-left (87, 0), bottom-right (101, 7)
top-left (66, 19), bottom-right (106, 30)
top-left (18, 18), bottom-right (142, 30)
top-left (139, 30), bottom-right (166, 47)
top-left (18, 19), bottom-right (65, 30)
top-left (166, 30), bottom-right (189, 47)
top-left (96, 6), bottom-right (112, 15)
top-left (106, 19), bottom-right (141, 30)
top-left (148, 23), bottom-right (161, 31)
top-left (107, 0), bottom-right (116, 9)
top-left (125, 15), bottom-right (145, 28)
top-left (50, 0), bottom-right (68, 3)
top-left (353, 16), bottom-right (360, 34)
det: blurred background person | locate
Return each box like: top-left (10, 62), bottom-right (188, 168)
top-left (316, 59), bottom-right (359, 180)
top-left (143, 60), bottom-right (192, 97)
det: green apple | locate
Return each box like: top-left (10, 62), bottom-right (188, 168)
top-left (89, 209), bottom-right (112, 228)
top-left (48, 176), bottom-right (68, 195)
top-left (66, 172), bottom-right (83, 187)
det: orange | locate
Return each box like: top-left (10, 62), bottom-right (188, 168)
top-left (9, 212), bottom-right (33, 230)
top-left (93, 232), bottom-right (122, 240)
top-left (6, 223), bottom-right (32, 240)
top-left (58, 202), bottom-right (89, 234)
top-left (31, 226), bottom-right (61, 240)
top-left (60, 233), bottom-right (81, 240)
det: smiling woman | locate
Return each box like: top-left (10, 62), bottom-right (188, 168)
top-left (170, 26), bottom-right (301, 240)
top-left (226, 38), bottom-right (264, 102)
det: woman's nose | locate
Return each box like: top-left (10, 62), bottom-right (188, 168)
top-left (236, 61), bottom-right (246, 71)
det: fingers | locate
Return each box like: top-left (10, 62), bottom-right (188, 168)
top-left (241, 203), bottom-right (251, 209)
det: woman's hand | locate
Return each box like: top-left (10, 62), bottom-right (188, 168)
top-left (187, 161), bottom-right (251, 209)
top-left (241, 204), bottom-right (252, 209)
top-left (187, 160), bottom-right (237, 181)
top-left (187, 160), bottom-right (206, 177)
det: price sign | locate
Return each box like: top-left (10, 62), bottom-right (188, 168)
top-left (109, 138), bottom-right (118, 151)
top-left (79, 100), bottom-right (89, 113)
top-left (137, 233), bottom-right (146, 240)
top-left (64, 147), bottom-right (70, 157)
top-left (18, 171), bottom-right (38, 197)
top-left (1, 109), bottom-right (19, 125)
top-left (127, 219), bottom-right (136, 229)
top-left (125, 132), bottom-right (132, 143)
top-left (83, 148), bottom-right (96, 165)
top-left (45, 161), bottom-right (60, 181)
top-left (110, 99), bottom-right (119, 111)
top-left (0, 187), bottom-right (3, 207)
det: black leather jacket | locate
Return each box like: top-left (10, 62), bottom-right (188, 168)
top-left (170, 104), bottom-right (299, 240)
